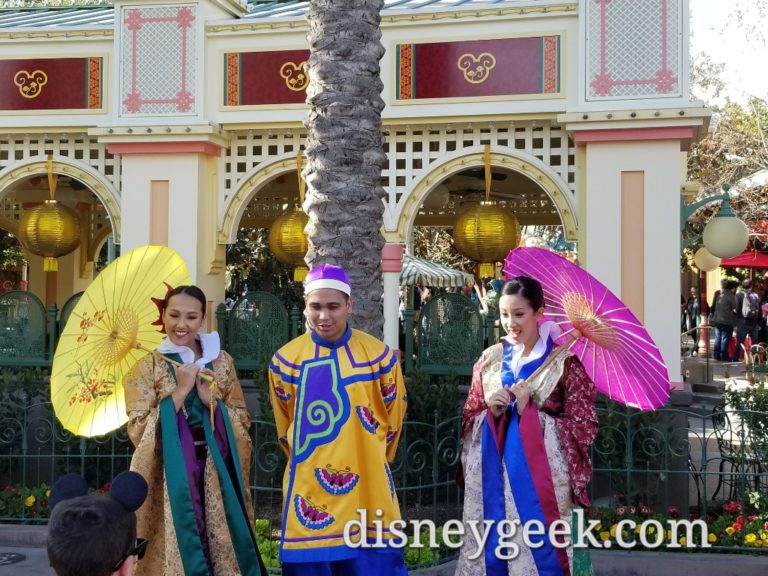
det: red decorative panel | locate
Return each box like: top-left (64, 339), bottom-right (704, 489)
top-left (396, 36), bottom-right (561, 101)
top-left (223, 50), bottom-right (310, 106)
top-left (0, 57), bottom-right (103, 111)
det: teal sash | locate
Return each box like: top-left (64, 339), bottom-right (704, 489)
top-left (161, 355), bottom-right (265, 576)
top-left (202, 400), bottom-right (263, 575)
top-left (160, 396), bottom-right (210, 575)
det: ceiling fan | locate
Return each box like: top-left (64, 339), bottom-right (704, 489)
top-left (459, 168), bottom-right (507, 181)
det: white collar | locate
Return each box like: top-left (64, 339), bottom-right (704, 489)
top-left (504, 321), bottom-right (562, 375)
top-left (157, 331), bottom-right (221, 367)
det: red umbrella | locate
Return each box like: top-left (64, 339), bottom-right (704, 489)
top-left (504, 247), bottom-right (670, 410)
top-left (720, 249), bottom-right (768, 269)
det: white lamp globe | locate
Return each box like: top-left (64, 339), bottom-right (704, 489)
top-left (701, 191), bottom-right (749, 259)
top-left (693, 247), bottom-right (721, 272)
top-left (702, 216), bottom-right (749, 259)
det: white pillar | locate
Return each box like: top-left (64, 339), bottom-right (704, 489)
top-left (577, 133), bottom-right (687, 389)
top-left (108, 143), bottom-right (226, 304)
top-left (381, 243), bottom-right (404, 352)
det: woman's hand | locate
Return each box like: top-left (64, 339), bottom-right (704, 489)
top-left (195, 368), bottom-right (216, 408)
top-left (171, 363), bottom-right (200, 412)
top-left (488, 388), bottom-right (512, 418)
top-left (509, 380), bottom-right (531, 415)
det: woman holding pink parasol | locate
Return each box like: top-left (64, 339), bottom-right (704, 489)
top-left (456, 276), bottom-right (598, 576)
top-left (456, 247), bottom-right (670, 575)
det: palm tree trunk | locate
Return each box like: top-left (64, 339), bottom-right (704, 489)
top-left (304, 0), bottom-right (387, 338)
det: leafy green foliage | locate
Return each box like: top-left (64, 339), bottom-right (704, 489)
top-left (584, 500), bottom-right (768, 551)
top-left (723, 375), bottom-right (768, 465)
top-left (0, 229), bottom-right (26, 270)
top-left (687, 98), bottom-right (768, 240)
top-left (226, 228), bottom-right (303, 312)
top-left (0, 366), bottom-right (48, 404)
top-left (0, 481), bottom-right (118, 524)
top-left (402, 370), bottom-right (460, 425)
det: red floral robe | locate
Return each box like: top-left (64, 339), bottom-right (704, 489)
top-left (456, 342), bottom-right (599, 576)
top-left (460, 342), bottom-right (598, 506)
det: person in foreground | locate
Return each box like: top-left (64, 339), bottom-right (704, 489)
top-left (269, 264), bottom-right (408, 576)
top-left (456, 276), bottom-right (599, 576)
top-left (124, 285), bottom-right (266, 575)
top-left (47, 470), bottom-right (148, 576)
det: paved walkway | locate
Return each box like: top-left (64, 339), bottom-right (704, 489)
top-left (3, 534), bottom-right (767, 576)
top-left (0, 546), bottom-right (52, 576)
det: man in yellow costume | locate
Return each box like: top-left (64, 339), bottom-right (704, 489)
top-left (269, 264), bottom-right (408, 576)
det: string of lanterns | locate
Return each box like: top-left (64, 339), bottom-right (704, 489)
top-left (268, 145), bottom-right (522, 282)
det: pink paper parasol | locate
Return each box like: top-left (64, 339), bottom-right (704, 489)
top-left (504, 247), bottom-right (670, 410)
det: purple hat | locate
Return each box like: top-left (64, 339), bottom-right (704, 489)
top-left (304, 264), bottom-right (351, 296)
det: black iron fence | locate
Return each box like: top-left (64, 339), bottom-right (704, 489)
top-left (2, 384), bottom-right (767, 567)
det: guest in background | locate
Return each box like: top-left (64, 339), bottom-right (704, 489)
top-left (684, 286), bottom-right (701, 355)
top-left (710, 280), bottom-right (739, 362)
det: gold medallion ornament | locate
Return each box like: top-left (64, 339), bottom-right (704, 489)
top-left (14, 69), bottom-right (48, 98)
top-left (452, 145), bottom-right (520, 278)
top-left (280, 61), bottom-right (309, 92)
top-left (457, 52), bottom-right (496, 84)
top-left (268, 151), bottom-right (309, 281)
top-left (17, 155), bottom-right (81, 271)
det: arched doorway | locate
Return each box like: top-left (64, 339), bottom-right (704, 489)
top-left (219, 153), bottom-right (306, 310)
top-left (0, 156), bottom-right (120, 307)
top-left (395, 146), bottom-right (578, 247)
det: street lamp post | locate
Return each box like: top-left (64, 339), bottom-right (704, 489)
top-left (680, 183), bottom-right (749, 364)
top-left (680, 184), bottom-right (749, 257)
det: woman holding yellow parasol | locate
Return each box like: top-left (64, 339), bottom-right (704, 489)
top-left (124, 285), bottom-right (266, 576)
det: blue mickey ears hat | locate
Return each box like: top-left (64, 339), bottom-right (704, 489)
top-left (50, 470), bottom-right (148, 514)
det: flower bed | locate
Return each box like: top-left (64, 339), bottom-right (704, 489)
top-left (0, 483), bottom-right (51, 522)
top-left (0, 481), bottom-right (119, 524)
top-left (585, 496), bottom-right (768, 552)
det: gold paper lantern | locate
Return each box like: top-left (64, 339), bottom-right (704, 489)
top-left (453, 200), bottom-right (521, 277)
top-left (269, 207), bottom-right (309, 281)
top-left (452, 144), bottom-right (521, 277)
top-left (18, 199), bottom-right (81, 271)
top-left (267, 151), bottom-right (310, 281)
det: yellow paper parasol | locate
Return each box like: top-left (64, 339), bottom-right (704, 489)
top-left (51, 245), bottom-right (191, 437)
